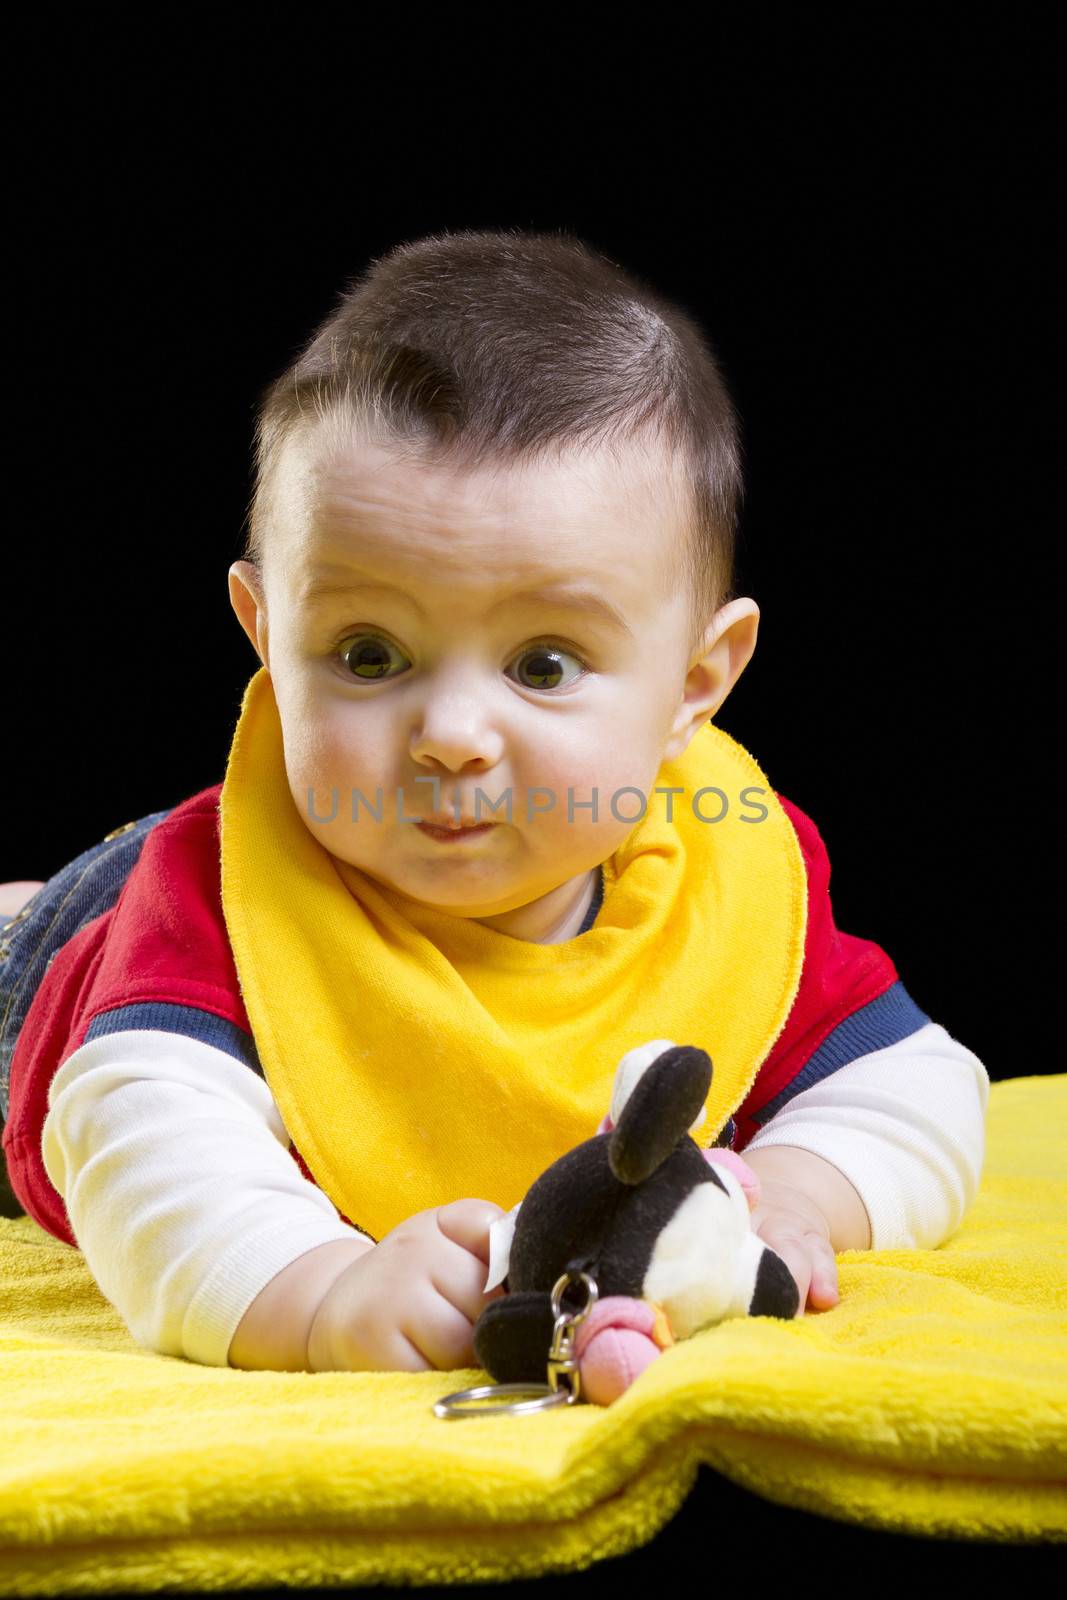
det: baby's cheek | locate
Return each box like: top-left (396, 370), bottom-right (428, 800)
top-left (284, 710), bottom-right (392, 827)
top-left (517, 739), bottom-right (649, 834)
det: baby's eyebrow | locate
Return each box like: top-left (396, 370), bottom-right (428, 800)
top-left (301, 573), bottom-right (634, 638)
top-left (498, 583), bottom-right (634, 637)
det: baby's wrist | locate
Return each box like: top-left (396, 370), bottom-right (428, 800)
top-left (743, 1145), bottom-right (871, 1251)
top-left (228, 1235), bottom-right (374, 1372)
top-left (305, 1239), bottom-right (375, 1372)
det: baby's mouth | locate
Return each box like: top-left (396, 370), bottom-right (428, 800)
top-left (416, 818), bottom-right (498, 842)
top-left (421, 813), bottom-right (487, 830)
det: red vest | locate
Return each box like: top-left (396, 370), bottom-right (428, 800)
top-left (3, 784), bottom-right (905, 1248)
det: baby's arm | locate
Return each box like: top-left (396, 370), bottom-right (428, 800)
top-left (742, 1019), bottom-right (990, 1257)
top-left (41, 1030), bottom-right (372, 1367)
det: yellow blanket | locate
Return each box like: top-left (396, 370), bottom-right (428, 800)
top-left (1, 1076), bottom-right (1064, 1590)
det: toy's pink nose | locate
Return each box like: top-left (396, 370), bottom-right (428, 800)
top-left (703, 1148), bottom-right (761, 1209)
top-left (572, 1296), bottom-right (661, 1406)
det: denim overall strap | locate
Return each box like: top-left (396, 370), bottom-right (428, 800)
top-left (0, 808), bottom-right (175, 1125)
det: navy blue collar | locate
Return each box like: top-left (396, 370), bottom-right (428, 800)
top-left (574, 864), bottom-right (605, 938)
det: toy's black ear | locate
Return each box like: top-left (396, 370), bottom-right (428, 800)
top-left (473, 1291), bottom-right (556, 1384)
top-left (610, 1045), bottom-right (712, 1186)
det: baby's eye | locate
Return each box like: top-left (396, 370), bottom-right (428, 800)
top-left (508, 644), bottom-right (585, 692)
top-left (337, 634), bottom-right (410, 681)
top-left (334, 634), bottom-right (586, 691)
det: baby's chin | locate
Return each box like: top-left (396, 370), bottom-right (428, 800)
top-left (347, 858), bottom-right (591, 932)
top-left (325, 848), bottom-right (528, 917)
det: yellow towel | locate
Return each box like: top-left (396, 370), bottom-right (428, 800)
top-left (1, 1076), bottom-right (1064, 1591)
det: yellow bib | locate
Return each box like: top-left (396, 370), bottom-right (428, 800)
top-left (219, 667), bottom-right (807, 1241)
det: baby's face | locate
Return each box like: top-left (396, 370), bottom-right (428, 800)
top-left (229, 425), bottom-right (756, 939)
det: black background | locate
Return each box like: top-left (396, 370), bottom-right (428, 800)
top-left (6, 14), bottom-right (1055, 1107)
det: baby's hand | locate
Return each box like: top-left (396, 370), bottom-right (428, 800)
top-left (748, 1177), bottom-right (840, 1316)
top-left (306, 1198), bottom-right (508, 1373)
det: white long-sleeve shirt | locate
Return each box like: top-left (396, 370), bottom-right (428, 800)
top-left (40, 1021), bottom-right (989, 1368)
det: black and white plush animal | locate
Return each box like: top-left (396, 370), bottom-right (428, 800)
top-left (472, 1040), bottom-right (799, 1405)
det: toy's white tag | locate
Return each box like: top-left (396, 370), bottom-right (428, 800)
top-left (484, 1202), bottom-right (522, 1292)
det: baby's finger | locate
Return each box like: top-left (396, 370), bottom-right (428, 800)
top-left (806, 1243), bottom-right (840, 1310)
top-left (402, 1291), bottom-right (480, 1372)
top-left (437, 1197), bottom-right (507, 1264)
top-left (429, 1233), bottom-right (510, 1328)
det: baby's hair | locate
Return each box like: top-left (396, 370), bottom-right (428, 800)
top-left (240, 227), bottom-right (745, 655)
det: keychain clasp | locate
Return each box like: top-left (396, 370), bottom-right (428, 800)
top-left (433, 1266), bottom-right (599, 1419)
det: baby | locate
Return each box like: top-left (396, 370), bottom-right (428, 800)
top-left (0, 229), bottom-right (989, 1373)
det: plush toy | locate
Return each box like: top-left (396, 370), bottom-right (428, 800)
top-left (472, 1039), bottom-right (800, 1406)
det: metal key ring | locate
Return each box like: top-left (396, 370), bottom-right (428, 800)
top-left (551, 1268), bottom-right (598, 1322)
top-left (434, 1267), bottom-right (599, 1419)
top-left (432, 1381), bottom-right (573, 1419)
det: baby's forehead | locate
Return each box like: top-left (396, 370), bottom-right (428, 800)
top-left (260, 423), bottom-right (698, 651)
top-left (281, 422), bottom-right (691, 571)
